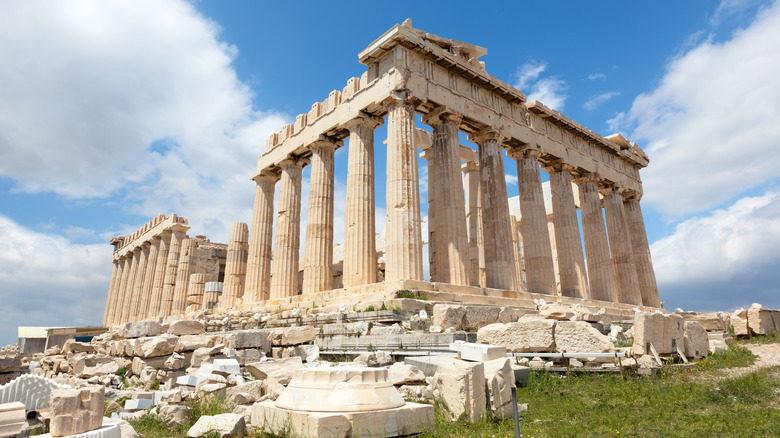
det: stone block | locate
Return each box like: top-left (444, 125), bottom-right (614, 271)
top-left (157, 405), bottom-right (190, 427)
top-left (136, 336), bottom-right (178, 358)
top-left (50, 386), bottom-right (104, 437)
top-left (245, 357), bottom-right (303, 386)
top-left (432, 304), bottom-right (466, 330)
top-left (450, 342), bottom-right (506, 362)
top-left (233, 349), bottom-right (264, 365)
top-left (553, 321), bottom-right (614, 354)
top-left (230, 330), bottom-right (271, 351)
top-left (187, 413), bottom-right (246, 438)
top-left (212, 359), bottom-right (241, 376)
top-left (483, 357), bottom-right (515, 419)
top-left (632, 312), bottom-right (684, 355)
top-left (403, 355), bottom-right (459, 377)
top-left (0, 402), bottom-right (25, 438)
top-left (60, 340), bottom-right (96, 355)
top-left (168, 320), bottom-right (205, 336)
top-left (540, 304), bottom-right (576, 320)
top-left (433, 358), bottom-right (486, 422)
top-left (226, 380), bottom-right (264, 401)
top-left (268, 327), bottom-right (316, 346)
top-left (683, 321), bottom-right (710, 359)
top-left (677, 312), bottom-right (725, 331)
top-left (387, 362), bottom-right (425, 385)
top-left (175, 335), bottom-right (217, 353)
top-left (353, 351), bottom-right (393, 367)
top-left (747, 303), bottom-right (777, 335)
top-left (176, 375), bottom-right (199, 387)
top-left (476, 320), bottom-right (556, 352)
top-left (124, 398), bottom-right (152, 410)
top-left (118, 321), bottom-right (164, 339)
top-left (0, 358), bottom-right (21, 374)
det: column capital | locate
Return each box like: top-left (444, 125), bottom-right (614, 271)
top-left (310, 136), bottom-right (342, 152)
top-left (461, 161), bottom-right (479, 173)
top-left (382, 89), bottom-right (420, 110)
top-left (253, 168), bottom-right (281, 184)
top-left (622, 189), bottom-right (642, 201)
top-left (598, 183), bottom-right (625, 197)
top-left (279, 156), bottom-right (310, 170)
top-left (573, 171), bottom-right (603, 185)
top-left (506, 145), bottom-right (541, 160)
top-left (419, 148), bottom-right (434, 161)
top-left (421, 106), bottom-right (463, 127)
top-left (540, 159), bottom-right (575, 175)
top-left (467, 126), bottom-right (504, 145)
top-left (343, 112), bottom-right (384, 131)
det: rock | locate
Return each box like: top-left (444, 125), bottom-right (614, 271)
top-left (0, 358), bottom-right (22, 373)
top-left (465, 306), bottom-right (502, 329)
top-left (0, 402), bottom-right (25, 438)
top-left (267, 327), bottom-right (315, 346)
top-left (682, 321), bottom-right (709, 359)
top-left (176, 335), bottom-right (217, 353)
top-left (230, 330), bottom-right (271, 351)
top-left (369, 324), bottom-right (405, 335)
top-left (136, 336), bottom-right (178, 358)
top-left (450, 341), bottom-right (506, 362)
top-left (261, 377), bottom-right (285, 401)
top-left (60, 340), bottom-right (96, 355)
top-left (353, 351), bottom-right (393, 367)
top-left (677, 312), bottom-right (725, 331)
top-left (747, 303), bottom-right (778, 335)
top-left (234, 349), bottom-right (265, 365)
top-left (432, 359), bottom-right (486, 422)
top-left (539, 304), bottom-right (576, 321)
top-left (432, 304), bottom-right (466, 330)
top-left (483, 357), bottom-right (514, 419)
top-left (118, 420), bottom-right (139, 438)
top-left (119, 321), bottom-right (164, 339)
top-left (226, 380), bottom-right (265, 401)
top-left (632, 312), bottom-right (683, 355)
top-left (387, 362), bottom-right (426, 385)
top-left (554, 321), bottom-right (614, 354)
top-left (157, 405), bottom-right (190, 427)
top-left (168, 320), bottom-right (205, 336)
top-left (231, 392), bottom-right (257, 405)
top-left (187, 413), bottom-right (246, 438)
top-left (709, 339), bottom-right (729, 353)
top-left (636, 355), bottom-right (660, 375)
top-left (477, 320), bottom-right (556, 352)
top-left (212, 358), bottom-right (241, 376)
top-left (50, 386), bottom-right (104, 437)
top-left (245, 357), bottom-right (303, 385)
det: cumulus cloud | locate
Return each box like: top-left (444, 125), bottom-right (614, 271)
top-left (0, 215), bottom-right (111, 346)
top-left (583, 92), bottom-right (620, 111)
top-left (0, 0), bottom-right (287, 242)
top-left (513, 61), bottom-right (567, 111)
top-left (620, 1), bottom-right (780, 216)
top-left (651, 190), bottom-right (780, 311)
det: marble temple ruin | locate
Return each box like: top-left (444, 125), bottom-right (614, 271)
top-left (104, 20), bottom-right (661, 326)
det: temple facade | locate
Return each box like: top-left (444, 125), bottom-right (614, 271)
top-left (104, 21), bottom-right (661, 326)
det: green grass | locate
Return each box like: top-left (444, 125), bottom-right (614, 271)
top-left (735, 332), bottom-right (780, 345)
top-left (128, 393), bottom-right (235, 438)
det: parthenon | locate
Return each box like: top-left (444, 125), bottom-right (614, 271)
top-left (103, 20), bottom-right (660, 326)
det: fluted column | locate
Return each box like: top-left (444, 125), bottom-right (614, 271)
top-left (112, 257), bottom-right (132, 325)
top-left (270, 157), bottom-right (307, 299)
top-left (545, 161), bottom-right (589, 299)
top-left (602, 187), bottom-right (642, 305)
top-left (103, 261), bottom-right (121, 326)
top-left (510, 216), bottom-right (525, 291)
top-left (462, 161), bottom-right (484, 287)
top-left (468, 128), bottom-right (517, 290)
top-left (420, 148), bottom-right (438, 282)
top-left (246, 171), bottom-right (279, 303)
top-left (384, 92), bottom-right (423, 282)
top-left (343, 115), bottom-right (383, 287)
top-left (136, 237), bottom-right (160, 321)
top-left (221, 222), bottom-right (249, 309)
top-left (303, 139), bottom-right (339, 293)
top-left (624, 194), bottom-right (661, 307)
top-left (119, 248), bottom-right (140, 323)
top-left (575, 174), bottom-right (618, 302)
top-left (172, 238), bottom-right (197, 314)
top-left (203, 283), bottom-right (220, 311)
top-left (509, 147), bottom-right (556, 295)
top-left (423, 109), bottom-right (470, 286)
top-left (128, 243), bottom-right (150, 322)
top-left (148, 231), bottom-right (171, 318)
top-left (186, 273), bottom-right (207, 312)
top-left (159, 228), bottom-right (186, 317)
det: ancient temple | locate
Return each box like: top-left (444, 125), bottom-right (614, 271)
top-left (103, 21), bottom-right (661, 326)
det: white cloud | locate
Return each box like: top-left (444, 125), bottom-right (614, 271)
top-left (0, 215), bottom-right (111, 346)
top-left (587, 73), bottom-right (606, 81)
top-left (606, 112), bottom-right (626, 133)
top-left (621, 1), bottom-right (780, 216)
top-left (710, 0), bottom-right (768, 25)
top-left (0, 0), bottom-right (287, 243)
top-left (651, 190), bottom-right (780, 311)
top-left (513, 61), bottom-right (567, 111)
top-left (583, 92), bottom-right (620, 111)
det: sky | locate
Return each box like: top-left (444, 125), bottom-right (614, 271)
top-left (2, 0), bottom-right (780, 346)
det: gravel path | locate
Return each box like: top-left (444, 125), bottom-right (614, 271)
top-left (726, 342), bottom-right (780, 378)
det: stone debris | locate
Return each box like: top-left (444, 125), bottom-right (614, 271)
top-left (683, 321), bottom-right (710, 359)
top-left (0, 401), bottom-right (25, 438)
top-left (632, 312), bottom-right (684, 355)
top-left (387, 362), bottom-right (426, 385)
top-left (432, 358), bottom-right (486, 421)
top-left (187, 413), bottom-right (246, 438)
top-left (50, 386), bottom-right (104, 437)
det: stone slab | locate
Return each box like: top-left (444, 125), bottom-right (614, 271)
top-left (30, 422), bottom-right (121, 438)
top-left (450, 342), bottom-right (506, 362)
top-left (403, 355), bottom-right (459, 377)
top-left (124, 399), bottom-right (152, 411)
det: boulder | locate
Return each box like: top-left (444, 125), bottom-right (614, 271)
top-left (464, 306), bottom-right (502, 330)
top-left (632, 312), bottom-right (684, 355)
top-left (387, 362), bottom-right (425, 385)
top-left (226, 380), bottom-right (265, 401)
top-left (554, 321), bottom-right (614, 354)
top-left (477, 320), bottom-right (556, 352)
top-left (432, 358), bottom-right (486, 422)
top-left (677, 312), bottom-right (725, 331)
top-left (539, 304), bottom-right (576, 321)
top-left (245, 357), bottom-right (303, 385)
top-left (118, 321), bottom-right (164, 339)
top-left (432, 304), bottom-right (466, 330)
top-left (482, 357), bottom-right (515, 419)
top-left (230, 330), bottom-right (271, 351)
top-left (353, 351), bottom-right (393, 367)
top-left (50, 386), bottom-right (104, 437)
top-left (176, 335), bottom-right (217, 353)
top-left (168, 320), bottom-right (205, 336)
top-left (60, 340), bottom-right (95, 355)
top-left (187, 413), bottom-right (246, 438)
top-left (156, 404), bottom-right (190, 427)
top-left (683, 321), bottom-right (710, 359)
top-left (136, 336), bottom-right (178, 358)
top-left (267, 327), bottom-right (315, 346)
top-left (747, 303), bottom-right (777, 335)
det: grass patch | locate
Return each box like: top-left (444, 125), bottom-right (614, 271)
top-left (128, 393), bottom-right (235, 438)
top-left (715, 367), bottom-right (780, 404)
top-left (736, 332), bottom-right (780, 345)
top-left (694, 344), bottom-right (757, 370)
top-left (615, 337), bottom-right (634, 348)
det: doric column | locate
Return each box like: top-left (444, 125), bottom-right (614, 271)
top-left (103, 260), bottom-right (121, 326)
top-left (384, 91), bottom-right (423, 281)
top-left (119, 248), bottom-right (140, 323)
top-left (509, 147), bottom-right (556, 295)
top-left (148, 231), bottom-right (171, 318)
top-left (510, 216), bottom-right (525, 291)
top-left (136, 237), bottom-right (160, 321)
top-left (270, 157), bottom-right (307, 299)
top-left (602, 186), bottom-right (642, 305)
top-left (159, 228), bottom-right (186, 317)
top-left (203, 282), bottom-right (220, 311)
top-left (303, 139), bottom-right (340, 294)
top-left (245, 170), bottom-right (279, 303)
top-left (186, 273), bottom-right (207, 313)
top-left (422, 108), bottom-right (470, 286)
top-left (112, 257), bottom-right (132, 325)
top-left (575, 174), bottom-right (618, 302)
top-left (462, 161), bottom-right (484, 287)
top-left (468, 128), bottom-right (517, 290)
top-left (420, 148), bottom-right (438, 282)
top-left (172, 238), bottom-right (197, 314)
top-left (623, 193), bottom-right (661, 307)
top-left (221, 222), bottom-right (249, 309)
top-left (544, 161), bottom-right (589, 299)
top-left (343, 114), bottom-right (383, 287)
top-left (127, 243), bottom-right (150, 322)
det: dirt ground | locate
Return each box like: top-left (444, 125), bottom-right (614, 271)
top-left (727, 342), bottom-right (780, 378)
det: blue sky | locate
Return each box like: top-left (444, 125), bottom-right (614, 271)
top-left (2, 0), bottom-right (780, 346)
